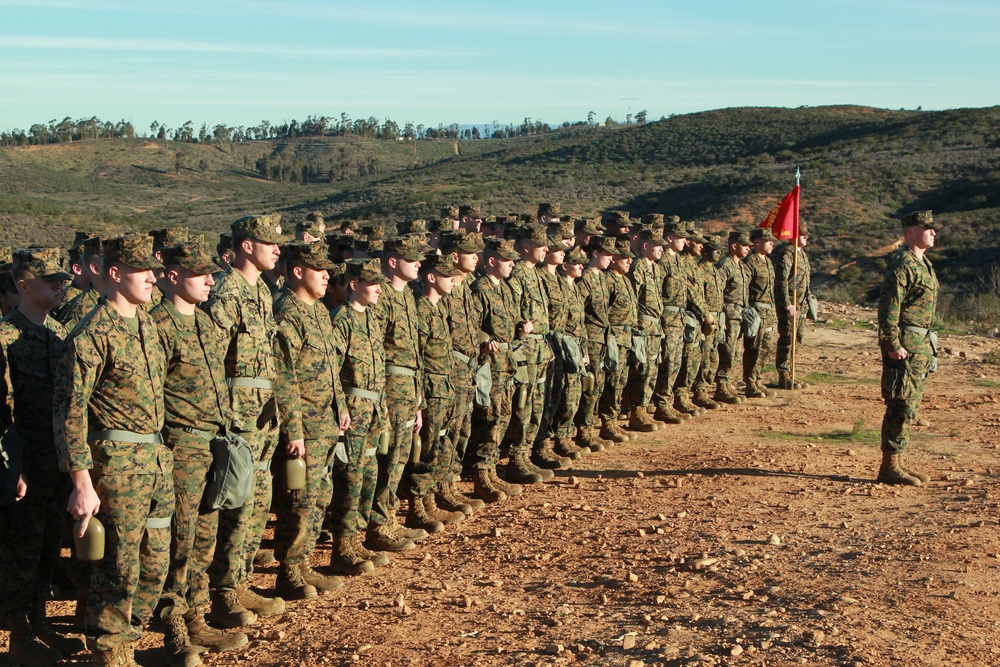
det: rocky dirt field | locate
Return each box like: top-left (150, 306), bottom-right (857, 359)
top-left (5, 304), bottom-right (1000, 667)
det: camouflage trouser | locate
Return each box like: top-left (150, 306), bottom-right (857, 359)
top-left (371, 376), bottom-right (418, 527)
top-left (0, 467), bottom-right (71, 616)
top-left (448, 366), bottom-right (476, 476)
top-left (273, 437), bottom-right (335, 565)
top-left (469, 371), bottom-right (515, 469)
top-left (743, 318), bottom-right (775, 390)
top-left (675, 336), bottom-right (703, 397)
top-left (624, 332), bottom-right (661, 410)
top-left (553, 367), bottom-right (584, 439)
top-left (161, 434), bottom-right (216, 618)
top-left (577, 339), bottom-right (607, 429)
top-left (717, 306), bottom-right (745, 384)
top-left (694, 324), bottom-right (722, 393)
top-left (599, 333), bottom-right (631, 420)
top-left (507, 361), bottom-right (547, 456)
top-left (210, 425), bottom-right (272, 591)
top-left (87, 469), bottom-right (173, 654)
top-left (328, 431), bottom-right (378, 538)
top-left (652, 326), bottom-right (684, 409)
top-left (881, 352), bottom-right (932, 455)
top-left (775, 312), bottom-right (806, 374)
top-left (536, 341), bottom-right (563, 445)
top-left (409, 388), bottom-right (457, 497)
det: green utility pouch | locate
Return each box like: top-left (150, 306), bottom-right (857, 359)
top-left (742, 306), bottom-right (762, 339)
top-left (473, 362), bottom-right (493, 408)
top-left (806, 293), bottom-right (819, 321)
top-left (204, 433), bottom-right (254, 511)
top-left (630, 330), bottom-right (648, 366)
top-left (604, 329), bottom-right (620, 372)
top-left (682, 311), bottom-right (699, 344)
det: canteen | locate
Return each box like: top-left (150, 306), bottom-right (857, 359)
top-left (582, 372), bottom-right (596, 393)
top-left (378, 429), bottom-right (392, 456)
top-left (74, 517), bottom-right (105, 562)
top-left (514, 385), bottom-right (528, 410)
top-left (283, 457), bottom-right (307, 491)
top-left (410, 432), bottom-right (423, 463)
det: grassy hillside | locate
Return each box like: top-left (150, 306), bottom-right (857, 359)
top-left (1, 105), bottom-right (999, 320)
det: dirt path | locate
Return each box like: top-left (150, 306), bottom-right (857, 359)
top-left (7, 304), bottom-right (1000, 667)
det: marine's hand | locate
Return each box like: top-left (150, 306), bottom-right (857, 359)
top-left (414, 409), bottom-right (423, 433)
top-left (888, 347), bottom-right (908, 360)
top-left (68, 470), bottom-right (101, 537)
top-left (287, 438), bottom-right (306, 457)
top-left (786, 305), bottom-right (797, 317)
top-left (15, 473), bottom-right (26, 501)
top-left (339, 412), bottom-right (351, 432)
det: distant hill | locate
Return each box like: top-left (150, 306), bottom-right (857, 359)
top-left (1, 104), bottom-right (998, 313)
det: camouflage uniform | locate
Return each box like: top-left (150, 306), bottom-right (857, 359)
top-left (53, 237), bottom-right (171, 656)
top-left (716, 232), bottom-right (752, 393)
top-left (537, 261), bottom-right (571, 442)
top-left (57, 287), bottom-right (100, 331)
top-left (444, 273), bottom-right (481, 474)
top-left (0, 303), bottom-right (70, 620)
top-left (550, 256), bottom-right (588, 442)
top-left (601, 261), bottom-right (637, 421)
top-left (150, 245), bottom-right (230, 622)
top-left (576, 255), bottom-right (611, 433)
top-left (878, 217), bottom-right (939, 457)
top-left (272, 258), bottom-right (347, 568)
top-left (626, 248), bottom-right (665, 411)
top-left (694, 242), bottom-right (727, 400)
top-left (774, 238), bottom-right (812, 377)
top-left (743, 234), bottom-right (777, 394)
top-left (652, 247), bottom-right (689, 412)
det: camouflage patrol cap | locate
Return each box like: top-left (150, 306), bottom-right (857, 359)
top-left (638, 229), bottom-right (666, 246)
top-left (232, 213), bottom-right (286, 244)
top-left (344, 258), bottom-right (387, 285)
top-left (666, 215), bottom-right (681, 224)
top-left (70, 231), bottom-right (101, 257)
top-left (422, 253), bottom-right (462, 278)
top-left (664, 221), bottom-right (689, 239)
top-left (441, 231), bottom-right (485, 254)
top-left (305, 210), bottom-right (325, 224)
top-left (0, 245), bottom-right (11, 265)
top-left (340, 219), bottom-right (362, 233)
top-left (149, 227), bottom-right (189, 252)
top-left (613, 237), bottom-right (632, 257)
top-left (564, 247), bottom-right (589, 265)
top-left (403, 219), bottom-right (430, 235)
top-left (282, 240), bottom-right (338, 271)
top-left (537, 202), bottom-right (561, 218)
top-left (360, 223), bottom-right (387, 241)
top-left (189, 233), bottom-right (205, 245)
top-left (686, 226), bottom-right (708, 244)
top-left (296, 218), bottom-right (325, 237)
top-left (641, 213), bottom-right (665, 227)
top-left (703, 235), bottom-right (727, 252)
top-left (750, 227), bottom-right (776, 242)
top-left (484, 237), bottom-right (520, 261)
top-left (576, 217), bottom-right (603, 236)
top-left (441, 206), bottom-right (460, 220)
top-left (727, 230), bottom-right (753, 246)
top-left (900, 210), bottom-right (936, 229)
top-left (218, 232), bottom-right (233, 251)
top-left (327, 231), bottom-right (356, 253)
top-left (603, 211), bottom-right (631, 228)
top-left (517, 225), bottom-right (550, 247)
top-left (386, 234), bottom-right (431, 261)
top-left (159, 241), bottom-right (223, 276)
top-left (429, 218), bottom-right (454, 234)
top-left (12, 246), bottom-right (72, 281)
top-left (357, 238), bottom-right (384, 257)
top-left (459, 204), bottom-right (484, 219)
top-left (591, 236), bottom-right (617, 255)
top-left (103, 234), bottom-right (163, 271)
top-left (798, 220), bottom-right (808, 236)
top-left (519, 213), bottom-right (539, 226)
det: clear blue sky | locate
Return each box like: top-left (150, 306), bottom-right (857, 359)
top-left (1, 0), bottom-right (998, 133)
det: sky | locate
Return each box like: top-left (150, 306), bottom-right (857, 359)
top-left (1, 0), bottom-right (998, 133)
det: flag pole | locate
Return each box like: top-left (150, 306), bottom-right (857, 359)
top-left (790, 168), bottom-right (801, 388)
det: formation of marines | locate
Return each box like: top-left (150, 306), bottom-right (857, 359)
top-left (0, 203), bottom-right (941, 667)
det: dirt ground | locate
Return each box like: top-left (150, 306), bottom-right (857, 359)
top-left (5, 303), bottom-right (1000, 667)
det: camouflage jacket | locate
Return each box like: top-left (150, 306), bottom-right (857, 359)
top-left (661, 251), bottom-right (707, 326)
top-left (878, 246), bottom-right (939, 354)
top-left (372, 283), bottom-right (422, 403)
top-left (744, 252), bottom-right (777, 325)
top-left (471, 274), bottom-right (518, 374)
top-left (774, 244), bottom-right (811, 309)
top-left (607, 270), bottom-right (637, 348)
top-left (578, 267), bottom-right (611, 347)
top-left (629, 256), bottom-right (664, 335)
top-left (203, 268), bottom-right (277, 433)
top-left (717, 254), bottom-right (750, 312)
top-left (445, 277), bottom-right (482, 362)
top-left (54, 300), bottom-right (168, 475)
top-left (416, 294), bottom-right (457, 399)
top-left (563, 276), bottom-right (588, 355)
top-left (699, 259), bottom-right (725, 315)
top-left (538, 267), bottom-right (570, 334)
top-left (331, 304), bottom-right (386, 436)
top-left (272, 289), bottom-right (347, 442)
top-left (52, 284), bottom-right (83, 321)
top-left (508, 261), bottom-right (550, 336)
top-left (0, 308), bottom-right (66, 470)
top-left (150, 300), bottom-right (229, 451)
top-left (57, 287), bottom-right (100, 331)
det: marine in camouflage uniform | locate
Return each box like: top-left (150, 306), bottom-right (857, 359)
top-left (52, 232), bottom-right (97, 322)
top-left (0, 248), bottom-right (84, 665)
top-left (743, 227), bottom-right (778, 398)
top-left (774, 221), bottom-right (813, 389)
top-left (715, 230), bottom-right (752, 404)
top-left (673, 227), bottom-right (712, 417)
top-left (327, 259), bottom-right (388, 575)
top-left (271, 241), bottom-right (352, 596)
top-left (53, 235), bottom-right (172, 665)
top-left (652, 221), bottom-right (694, 424)
top-left (57, 235), bottom-right (107, 331)
top-left (876, 211), bottom-right (940, 486)
top-left (576, 236), bottom-right (616, 449)
top-left (625, 226), bottom-right (666, 432)
top-left (550, 247), bottom-right (591, 456)
top-left (692, 236), bottom-right (727, 409)
top-left (203, 215), bottom-right (286, 627)
top-left (151, 241), bottom-right (248, 663)
top-left (468, 239), bottom-right (524, 501)
top-left (599, 238), bottom-right (638, 443)
top-left (507, 226), bottom-right (558, 482)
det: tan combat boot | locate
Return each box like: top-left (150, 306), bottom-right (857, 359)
top-left (235, 584), bottom-right (284, 617)
top-left (599, 417), bottom-right (628, 443)
top-left (387, 515), bottom-right (429, 542)
top-left (505, 452), bottom-right (545, 484)
top-left (29, 600), bottom-right (85, 657)
top-left (164, 615), bottom-right (208, 667)
top-left (327, 534), bottom-right (375, 576)
top-left (92, 642), bottom-right (138, 667)
top-left (713, 382), bottom-right (741, 405)
top-left (472, 468), bottom-right (507, 504)
top-left (350, 532), bottom-right (390, 568)
top-left (489, 464), bottom-right (524, 496)
top-left (674, 390), bottom-right (704, 416)
top-left (299, 563), bottom-right (346, 594)
top-left (652, 404), bottom-right (686, 425)
top-left (275, 562), bottom-right (318, 600)
top-left (692, 389), bottom-right (721, 410)
top-left (365, 523), bottom-right (417, 553)
top-left (575, 426), bottom-right (606, 453)
top-left (445, 477), bottom-right (485, 511)
top-left (876, 451), bottom-right (922, 486)
top-left (422, 493), bottom-right (465, 525)
top-left (627, 407), bottom-right (657, 433)
top-left (532, 439), bottom-right (566, 470)
top-left (206, 589), bottom-right (257, 629)
top-left (184, 608), bottom-right (249, 653)
top-left (4, 612), bottom-right (64, 666)
top-left (553, 435), bottom-right (584, 461)
top-left (435, 482), bottom-right (474, 515)
top-left (405, 496), bottom-right (445, 534)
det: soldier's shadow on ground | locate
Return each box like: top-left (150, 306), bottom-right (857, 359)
top-left (560, 467), bottom-right (855, 484)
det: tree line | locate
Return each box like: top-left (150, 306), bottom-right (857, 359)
top-left (0, 110), bottom-right (652, 148)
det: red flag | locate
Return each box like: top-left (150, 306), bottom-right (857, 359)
top-left (758, 185), bottom-right (800, 240)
